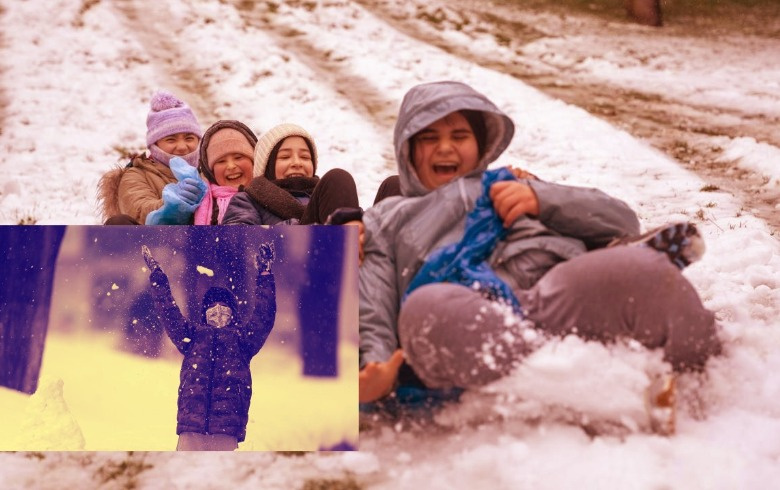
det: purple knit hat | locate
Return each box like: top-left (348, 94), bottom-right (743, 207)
top-left (146, 91), bottom-right (202, 148)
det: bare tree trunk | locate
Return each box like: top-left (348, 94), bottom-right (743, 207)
top-left (300, 229), bottom-right (343, 377)
top-left (625, 0), bottom-right (663, 27)
top-left (0, 226), bottom-right (66, 394)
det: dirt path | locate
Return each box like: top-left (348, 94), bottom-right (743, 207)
top-left (227, 0), bottom-right (399, 139)
top-left (356, 0), bottom-right (780, 233)
top-left (103, 0), bottom-right (219, 121)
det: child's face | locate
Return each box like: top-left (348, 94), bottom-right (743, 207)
top-left (156, 132), bottom-right (200, 156)
top-left (275, 136), bottom-right (314, 179)
top-left (411, 112), bottom-right (480, 190)
top-left (212, 153), bottom-right (253, 188)
top-left (206, 302), bottom-right (233, 328)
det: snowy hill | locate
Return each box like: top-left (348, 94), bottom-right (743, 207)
top-left (1, 0), bottom-right (779, 489)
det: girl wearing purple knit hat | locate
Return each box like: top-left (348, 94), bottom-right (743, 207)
top-left (98, 90), bottom-right (206, 225)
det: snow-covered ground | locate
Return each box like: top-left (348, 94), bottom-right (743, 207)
top-left (1, 0), bottom-right (779, 488)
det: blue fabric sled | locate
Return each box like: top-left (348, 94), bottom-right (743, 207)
top-left (403, 167), bottom-right (522, 315)
top-left (360, 385), bottom-right (465, 419)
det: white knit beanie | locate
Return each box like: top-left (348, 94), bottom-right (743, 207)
top-left (253, 123), bottom-right (318, 178)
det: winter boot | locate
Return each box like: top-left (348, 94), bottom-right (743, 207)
top-left (645, 373), bottom-right (676, 436)
top-left (608, 222), bottom-right (705, 269)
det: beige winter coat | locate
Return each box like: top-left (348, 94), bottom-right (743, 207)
top-left (97, 155), bottom-right (176, 224)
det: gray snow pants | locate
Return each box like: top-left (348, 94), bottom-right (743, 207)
top-left (176, 432), bottom-right (238, 451)
top-left (398, 246), bottom-right (721, 389)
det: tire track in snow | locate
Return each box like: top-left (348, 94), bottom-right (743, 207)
top-left (226, 1), bottom-right (399, 148)
top-left (108, 0), bottom-right (220, 122)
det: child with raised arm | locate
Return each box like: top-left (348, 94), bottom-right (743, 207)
top-left (142, 242), bottom-right (276, 450)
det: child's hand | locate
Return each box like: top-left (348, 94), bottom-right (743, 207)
top-left (255, 241), bottom-right (275, 272)
top-left (359, 350), bottom-right (404, 403)
top-left (170, 157), bottom-right (207, 206)
top-left (142, 245), bottom-right (168, 287)
top-left (142, 245), bottom-right (160, 272)
top-left (509, 166), bottom-right (539, 180)
top-left (489, 180), bottom-right (540, 228)
top-left (177, 178), bottom-right (205, 206)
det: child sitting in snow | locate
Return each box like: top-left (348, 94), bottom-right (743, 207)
top-left (98, 90), bottom-right (207, 225)
top-left (358, 81), bottom-right (722, 431)
top-left (221, 123), bottom-right (360, 225)
top-left (142, 242), bottom-right (276, 451)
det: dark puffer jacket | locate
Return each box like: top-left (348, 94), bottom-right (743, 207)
top-left (221, 176), bottom-right (317, 225)
top-left (150, 270), bottom-right (276, 442)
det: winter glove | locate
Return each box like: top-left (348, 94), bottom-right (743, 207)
top-left (145, 157), bottom-right (207, 225)
top-left (254, 241), bottom-right (275, 273)
top-left (142, 245), bottom-right (169, 288)
top-left (325, 206), bottom-right (363, 225)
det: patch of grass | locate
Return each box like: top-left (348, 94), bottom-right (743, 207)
top-left (704, 201), bottom-right (717, 208)
top-left (416, 7), bottom-right (446, 25)
top-left (95, 452), bottom-right (153, 490)
top-left (236, 0), bottom-right (255, 11)
top-left (72, 0), bottom-right (101, 27)
top-left (111, 144), bottom-right (144, 162)
top-left (700, 184), bottom-right (720, 192)
top-left (16, 214), bottom-right (37, 225)
top-left (495, 32), bottom-right (511, 46)
top-left (302, 477), bottom-right (363, 490)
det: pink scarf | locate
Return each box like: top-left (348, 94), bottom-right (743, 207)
top-left (194, 184), bottom-right (239, 225)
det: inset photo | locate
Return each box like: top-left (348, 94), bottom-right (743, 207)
top-left (0, 225), bottom-right (358, 451)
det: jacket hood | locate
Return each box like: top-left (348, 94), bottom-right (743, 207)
top-left (200, 286), bottom-right (240, 325)
top-left (393, 81), bottom-right (515, 197)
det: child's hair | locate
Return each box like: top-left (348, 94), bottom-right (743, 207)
top-left (253, 123), bottom-right (319, 180)
top-left (409, 110), bottom-right (487, 167)
top-left (461, 110), bottom-right (487, 158)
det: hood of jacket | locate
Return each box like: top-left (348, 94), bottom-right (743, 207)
top-left (393, 81), bottom-right (515, 198)
top-left (200, 286), bottom-right (241, 326)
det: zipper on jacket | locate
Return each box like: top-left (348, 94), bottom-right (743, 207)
top-left (457, 179), bottom-right (469, 209)
top-left (204, 329), bottom-right (217, 434)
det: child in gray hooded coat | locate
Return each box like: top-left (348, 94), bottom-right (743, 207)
top-left (358, 81), bottom-right (721, 407)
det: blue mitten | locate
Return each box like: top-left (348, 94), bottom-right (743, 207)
top-left (145, 157), bottom-right (208, 225)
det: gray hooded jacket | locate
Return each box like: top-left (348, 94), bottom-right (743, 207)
top-left (359, 81), bottom-right (640, 367)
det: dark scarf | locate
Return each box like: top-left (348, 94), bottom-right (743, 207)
top-left (243, 176), bottom-right (320, 220)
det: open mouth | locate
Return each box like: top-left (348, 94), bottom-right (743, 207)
top-left (286, 172), bottom-right (307, 178)
top-left (225, 172), bottom-right (244, 182)
top-left (432, 163), bottom-right (459, 176)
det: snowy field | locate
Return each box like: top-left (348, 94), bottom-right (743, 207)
top-left (1, 0), bottom-right (779, 489)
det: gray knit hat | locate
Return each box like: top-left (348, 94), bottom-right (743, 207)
top-left (253, 123), bottom-right (318, 179)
